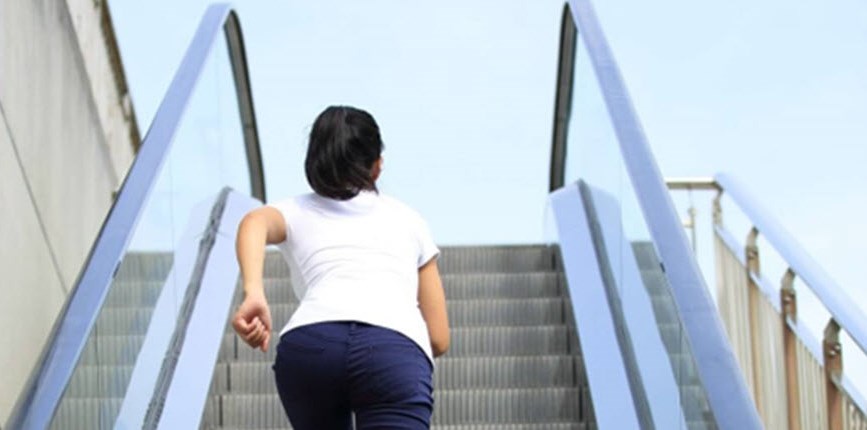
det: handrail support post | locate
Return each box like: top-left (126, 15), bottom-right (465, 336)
top-left (746, 228), bottom-right (760, 275)
top-left (744, 227), bottom-right (766, 418)
top-left (712, 191), bottom-right (722, 226)
top-left (780, 269), bottom-right (801, 430)
top-left (686, 205), bottom-right (697, 252)
top-left (823, 318), bottom-right (843, 430)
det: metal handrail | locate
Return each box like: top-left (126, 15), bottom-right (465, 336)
top-left (665, 174), bottom-right (867, 357)
top-left (549, 3), bottom-right (577, 192)
top-left (713, 172), bottom-right (867, 356)
top-left (5, 4), bottom-right (264, 428)
top-left (664, 177), bottom-right (719, 191)
top-left (554, 1), bottom-right (763, 427)
top-left (710, 209), bottom-right (867, 416)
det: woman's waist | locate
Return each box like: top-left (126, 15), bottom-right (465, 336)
top-left (301, 281), bottom-right (415, 304)
top-left (280, 303), bottom-right (433, 361)
top-left (289, 297), bottom-right (422, 323)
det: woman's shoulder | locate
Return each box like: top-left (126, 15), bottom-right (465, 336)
top-left (378, 193), bottom-right (428, 224)
top-left (267, 193), bottom-right (317, 215)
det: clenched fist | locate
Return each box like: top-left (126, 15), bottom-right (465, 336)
top-left (232, 289), bottom-right (273, 352)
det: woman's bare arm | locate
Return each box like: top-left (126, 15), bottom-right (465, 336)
top-left (236, 207), bottom-right (287, 291)
top-left (418, 259), bottom-right (449, 357)
top-left (233, 206), bottom-right (287, 352)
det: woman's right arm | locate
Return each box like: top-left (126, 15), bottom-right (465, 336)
top-left (418, 259), bottom-right (449, 357)
top-left (233, 206), bottom-right (287, 352)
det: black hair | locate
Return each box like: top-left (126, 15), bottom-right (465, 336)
top-left (305, 106), bottom-right (384, 200)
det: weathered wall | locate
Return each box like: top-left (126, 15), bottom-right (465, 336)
top-left (0, 0), bottom-right (138, 424)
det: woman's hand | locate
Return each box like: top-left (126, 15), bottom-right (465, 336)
top-left (232, 288), bottom-right (273, 352)
top-left (234, 206), bottom-right (286, 352)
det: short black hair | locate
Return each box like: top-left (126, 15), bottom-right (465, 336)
top-left (305, 106), bottom-right (384, 200)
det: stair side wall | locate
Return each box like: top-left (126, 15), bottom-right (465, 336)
top-left (0, 0), bottom-right (138, 424)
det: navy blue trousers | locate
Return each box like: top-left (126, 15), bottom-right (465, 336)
top-left (272, 321), bottom-right (434, 429)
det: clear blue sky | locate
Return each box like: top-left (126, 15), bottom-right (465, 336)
top-left (110, 0), bottom-right (867, 397)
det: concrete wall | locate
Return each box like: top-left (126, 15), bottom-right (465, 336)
top-left (0, 0), bottom-right (138, 424)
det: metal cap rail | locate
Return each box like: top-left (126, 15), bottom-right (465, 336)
top-left (667, 174), bottom-right (867, 357)
top-left (667, 174), bottom-right (867, 429)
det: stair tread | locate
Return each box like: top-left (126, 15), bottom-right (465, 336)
top-left (210, 355), bottom-right (586, 394)
top-left (52, 246), bottom-right (609, 430)
top-left (209, 389), bottom-right (589, 427)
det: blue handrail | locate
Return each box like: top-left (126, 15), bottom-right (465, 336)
top-left (715, 172), bottom-right (867, 355)
top-left (564, 0), bottom-right (762, 427)
top-left (5, 4), bottom-right (264, 428)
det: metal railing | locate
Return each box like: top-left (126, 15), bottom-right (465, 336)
top-left (5, 4), bottom-right (264, 428)
top-left (548, 0), bottom-right (761, 427)
top-left (667, 174), bottom-right (867, 430)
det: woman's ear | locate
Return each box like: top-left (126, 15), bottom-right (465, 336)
top-left (371, 157), bottom-right (384, 182)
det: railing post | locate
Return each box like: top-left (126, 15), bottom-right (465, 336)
top-left (712, 192), bottom-right (722, 226)
top-left (823, 319), bottom-right (843, 430)
top-left (686, 205), bottom-right (697, 251)
top-left (745, 227), bottom-right (765, 417)
top-left (780, 269), bottom-right (801, 430)
top-left (745, 227), bottom-right (760, 275)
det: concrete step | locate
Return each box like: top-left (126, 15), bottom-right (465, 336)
top-left (441, 272), bottom-right (564, 300)
top-left (203, 388), bottom-right (589, 428)
top-left (48, 397), bottom-right (122, 430)
top-left (259, 244), bottom-right (562, 280)
top-left (433, 388), bottom-right (588, 425)
top-left (445, 298), bottom-right (567, 327)
top-left (228, 298), bottom-right (568, 335)
top-left (93, 307), bottom-right (154, 336)
top-left (114, 252), bottom-right (173, 282)
top-left (634, 244), bottom-right (714, 428)
top-left (202, 423), bottom-right (598, 430)
top-left (69, 246), bottom-right (600, 429)
top-left (78, 334), bottom-right (144, 366)
top-left (437, 245), bottom-right (560, 274)
top-left (225, 325), bottom-right (577, 363)
top-left (433, 425), bottom-right (591, 430)
top-left (208, 355), bottom-right (585, 395)
top-left (227, 271), bottom-right (565, 308)
top-left (103, 280), bottom-right (163, 307)
top-left (63, 365), bottom-right (133, 398)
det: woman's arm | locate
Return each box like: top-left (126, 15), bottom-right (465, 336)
top-left (418, 259), bottom-right (449, 357)
top-left (233, 206), bottom-right (287, 352)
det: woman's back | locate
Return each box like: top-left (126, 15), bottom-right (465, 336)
top-left (270, 190), bottom-right (439, 359)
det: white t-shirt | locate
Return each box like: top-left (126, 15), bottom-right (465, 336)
top-left (269, 190), bottom-right (439, 362)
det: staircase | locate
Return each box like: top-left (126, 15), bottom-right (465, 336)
top-left (201, 245), bottom-right (597, 429)
top-left (632, 242), bottom-right (715, 429)
top-left (41, 244), bottom-right (716, 429)
top-left (48, 252), bottom-right (173, 429)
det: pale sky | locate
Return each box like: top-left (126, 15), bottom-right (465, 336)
top-left (110, 0), bottom-right (867, 403)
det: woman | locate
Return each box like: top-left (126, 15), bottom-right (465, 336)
top-left (232, 105), bottom-right (449, 429)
